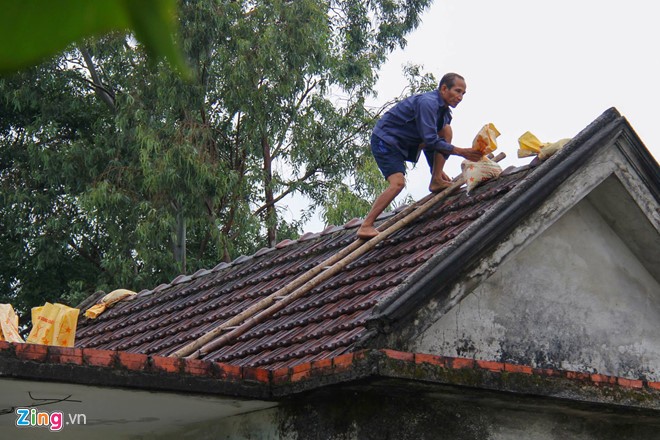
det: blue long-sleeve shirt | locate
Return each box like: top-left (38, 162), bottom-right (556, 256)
top-left (372, 90), bottom-right (452, 162)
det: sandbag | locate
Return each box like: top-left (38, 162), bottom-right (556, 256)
top-left (0, 304), bottom-right (24, 343)
top-left (518, 131), bottom-right (571, 160)
top-left (26, 302), bottom-right (79, 347)
top-left (461, 156), bottom-right (502, 194)
top-left (84, 289), bottom-right (137, 319)
top-left (472, 123), bottom-right (500, 155)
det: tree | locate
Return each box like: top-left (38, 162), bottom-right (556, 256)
top-left (0, 0), bottom-right (433, 314)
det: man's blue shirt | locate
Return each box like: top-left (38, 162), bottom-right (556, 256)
top-left (372, 90), bottom-right (452, 162)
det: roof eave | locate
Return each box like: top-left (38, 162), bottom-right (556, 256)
top-left (3, 343), bottom-right (659, 412)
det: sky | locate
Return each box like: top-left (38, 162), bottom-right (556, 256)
top-left (286, 0), bottom-right (660, 233)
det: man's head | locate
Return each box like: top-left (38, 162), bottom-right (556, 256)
top-left (439, 73), bottom-right (466, 108)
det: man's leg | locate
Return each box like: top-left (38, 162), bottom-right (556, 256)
top-left (356, 172), bottom-right (405, 239)
top-left (428, 153), bottom-right (452, 193)
top-left (428, 125), bottom-right (453, 193)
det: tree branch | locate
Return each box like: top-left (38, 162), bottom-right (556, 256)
top-left (252, 166), bottom-right (319, 217)
top-left (79, 46), bottom-right (116, 113)
top-left (272, 78), bottom-right (318, 158)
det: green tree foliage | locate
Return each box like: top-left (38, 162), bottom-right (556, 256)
top-left (0, 0), bottom-right (432, 313)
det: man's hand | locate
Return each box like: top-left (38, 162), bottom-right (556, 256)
top-left (452, 147), bottom-right (483, 162)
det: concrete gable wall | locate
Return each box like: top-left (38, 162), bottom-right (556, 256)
top-left (410, 196), bottom-right (660, 381)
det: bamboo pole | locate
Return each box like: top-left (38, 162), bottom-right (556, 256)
top-left (170, 238), bottom-right (365, 358)
top-left (173, 153), bottom-right (505, 359)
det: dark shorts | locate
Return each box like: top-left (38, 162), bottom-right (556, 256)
top-left (371, 134), bottom-right (451, 179)
top-left (371, 134), bottom-right (406, 179)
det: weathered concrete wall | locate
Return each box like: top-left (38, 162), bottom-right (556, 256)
top-left (410, 197), bottom-right (660, 381)
top-left (157, 388), bottom-right (660, 440)
top-left (157, 406), bottom-right (283, 440)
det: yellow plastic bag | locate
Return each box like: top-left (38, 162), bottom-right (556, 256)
top-left (472, 123), bottom-right (500, 155)
top-left (53, 305), bottom-right (79, 347)
top-left (518, 131), bottom-right (571, 160)
top-left (27, 303), bottom-right (58, 345)
top-left (0, 304), bottom-right (24, 343)
top-left (27, 303), bottom-right (79, 347)
top-left (461, 157), bottom-right (503, 194)
top-left (84, 289), bottom-right (137, 319)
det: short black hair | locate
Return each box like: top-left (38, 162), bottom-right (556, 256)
top-left (439, 73), bottom-right (465, 90)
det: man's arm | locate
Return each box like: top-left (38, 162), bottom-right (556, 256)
top-left (439, 125), bottom-right (483, 161)
top-left (419, 126), bottom-right (483, 161)
top-left (415, 96), bottom-right (454, 155)
top-left (451, 145), bottom-right (483, 161)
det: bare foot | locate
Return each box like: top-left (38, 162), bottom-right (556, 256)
top-left (356, 225), bottom-right (379, 239)
top-left (429, 179), bottom-right (452, 193)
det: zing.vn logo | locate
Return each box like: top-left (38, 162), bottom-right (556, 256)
top-left (15, 408), bottom-right (86, 432)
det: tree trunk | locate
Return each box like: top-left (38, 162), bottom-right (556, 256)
top-left (261, 136), bottom-right (277, 247)
top-left (173, 209), bottom-right (187, 272)
top-left (79, 46), bottom-right (116, 113)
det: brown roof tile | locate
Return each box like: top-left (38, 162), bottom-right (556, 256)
top-left (76, 166), bottom-right (528, 368)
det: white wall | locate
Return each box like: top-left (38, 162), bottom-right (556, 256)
top-left (411, 197), bottom-right (660, 380)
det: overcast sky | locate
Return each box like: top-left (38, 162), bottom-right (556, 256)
top-left (287, 0), bottom-right (659, 232)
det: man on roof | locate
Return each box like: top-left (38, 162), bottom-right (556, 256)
top-left (357, 72), bottom-right (484, 239)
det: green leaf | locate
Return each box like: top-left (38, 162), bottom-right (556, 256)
top-left (121, 0), bottom-right (190, 77)
top-left (0, 0), bottom-right (188, 76)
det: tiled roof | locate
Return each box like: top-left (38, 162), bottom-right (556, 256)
top-left (75, 108), bottom-right (635, 371)
top-left (74, 164), bottom-right (529, 369)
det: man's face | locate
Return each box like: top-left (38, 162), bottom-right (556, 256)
top-left (439, 78), bottom-right (467, 108)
